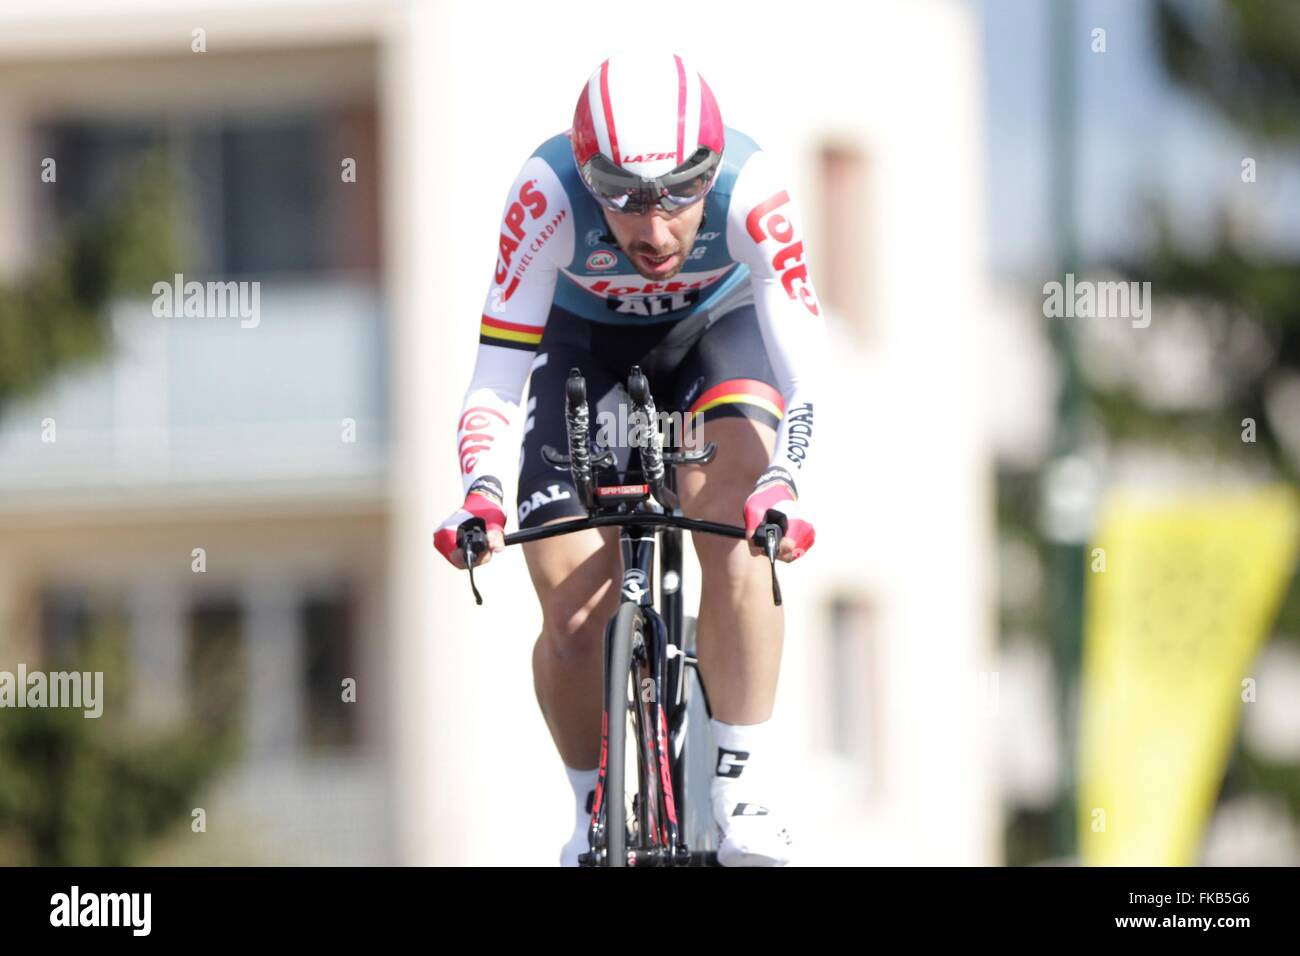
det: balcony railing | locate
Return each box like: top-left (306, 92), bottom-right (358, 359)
top-left (0, 277), bottom-right (388, 497)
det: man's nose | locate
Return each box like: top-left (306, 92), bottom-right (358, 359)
top-left (634, 210), bottom-right (673, 247)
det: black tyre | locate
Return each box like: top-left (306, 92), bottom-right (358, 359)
top-left (603, 601), bottom-right (641, 867)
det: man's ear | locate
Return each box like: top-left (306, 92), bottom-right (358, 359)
top-left (593, 208), bottom-right (617, 246)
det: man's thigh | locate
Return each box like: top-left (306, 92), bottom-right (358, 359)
top-left (677, 415), bottom-right (776, 527)
top-left (670, 304), bottom-right (782, 527)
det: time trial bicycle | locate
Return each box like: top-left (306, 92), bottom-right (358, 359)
top-left (456, 364), bottom-right (785, 866)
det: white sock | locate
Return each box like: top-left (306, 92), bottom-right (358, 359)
top-left (710, 718), bottom-right (792, 863)
top-left (710, 717), bottom-right (770, 795)
top-left (565, 764), bottom-right (599, 822)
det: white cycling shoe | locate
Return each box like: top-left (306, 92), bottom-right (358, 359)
top-left (560, 784), bottom-right (795, 866)
top-left (560, 827), bottom-right (588, 867)
top-left (711, 779), bottom-right (794, 866)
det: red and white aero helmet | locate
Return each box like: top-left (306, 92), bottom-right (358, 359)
top-left (571, 50), bottom-right (725, 215)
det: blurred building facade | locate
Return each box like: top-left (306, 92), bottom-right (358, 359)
top-left (0, 0), bottom-right (997, 865)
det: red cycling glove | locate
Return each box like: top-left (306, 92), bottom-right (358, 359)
top-left (433, 476), bottom-right (507, 564)
top-left (743, 466), bottom-right (815, 560)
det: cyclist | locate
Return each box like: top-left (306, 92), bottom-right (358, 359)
top-left (434, 49), bottom-right (827, 866)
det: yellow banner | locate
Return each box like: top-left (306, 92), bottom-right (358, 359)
top-left (1078, 486), bottom-right (1299, 865)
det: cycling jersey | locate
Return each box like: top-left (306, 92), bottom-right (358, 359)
top-left (455, 126), bottom-right (826, 523)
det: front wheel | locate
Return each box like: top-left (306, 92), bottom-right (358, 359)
top-left (601, 601), bottom-right (640, 867)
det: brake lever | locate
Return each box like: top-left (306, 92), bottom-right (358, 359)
top-left (751, 509), bottom-right (788, 606)
top-left (457, 518), bottom-right (488, 605)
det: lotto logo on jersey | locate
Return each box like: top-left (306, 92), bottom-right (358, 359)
top-left (573, 268), bottom-right (729, 318)
top-left (458, 406), bottom-right (510, 475)
top-left (584, 272), bottom-right (727, 297)
top-left (745, 190), bottom-right (821, 317)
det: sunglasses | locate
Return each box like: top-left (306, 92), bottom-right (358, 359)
top-left (579, 148), bottom-right (721, 215)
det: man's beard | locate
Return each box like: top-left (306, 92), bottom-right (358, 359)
top-left (621, 239), bottom-right (696, 280)
top-left (620, 231), bottom-right (699, 281)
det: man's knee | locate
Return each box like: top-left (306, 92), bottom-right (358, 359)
top-left (538, 584), bottom-right (616, 647)
top-left (526, 528), bottom-right (620, 657)
top-left (684, 480), bottom-right (765, 589)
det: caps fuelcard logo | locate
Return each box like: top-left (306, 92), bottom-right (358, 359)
top-left (586, 251), bottom-right (618, 271)
top-left (494, 178), bottom-right (549, 304)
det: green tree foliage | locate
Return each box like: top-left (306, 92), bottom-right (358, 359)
top-left (0, 149), bottom-right (182, 406)
top-left (0, 622), bottom-right (239, 866)
top-left (0, 151), bottom-right (232, 864)
top-left (1100, 0), bottom-right (1300, 484)
top-left (1148, 0), bottom-right (1300, 833)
